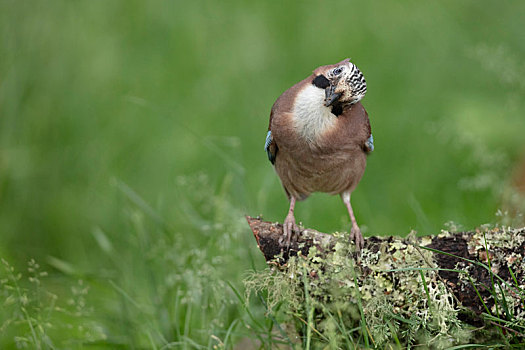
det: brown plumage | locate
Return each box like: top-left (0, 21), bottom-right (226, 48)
top-left (265, 59), bottom-right (372, 250)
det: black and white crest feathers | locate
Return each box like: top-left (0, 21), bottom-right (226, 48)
top-left (347, 63), bottom-right (367, 99)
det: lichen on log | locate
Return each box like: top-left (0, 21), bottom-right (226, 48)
top-left (245, 216), bottom-right (525, 347)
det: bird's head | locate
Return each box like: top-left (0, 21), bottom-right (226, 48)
top-left (312, 59), bottom-right (367, 108)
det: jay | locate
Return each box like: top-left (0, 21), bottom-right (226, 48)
top-left (265, 59), bottom-right (373, 250)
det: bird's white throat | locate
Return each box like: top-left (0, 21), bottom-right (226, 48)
top-left (293, 84), bottom-right (336, 142)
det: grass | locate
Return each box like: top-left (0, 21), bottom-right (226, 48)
top-left (1, 0), bottom-right (525, 348)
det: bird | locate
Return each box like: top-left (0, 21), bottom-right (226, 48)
top-left (264, 58), bottom-right (373, 250)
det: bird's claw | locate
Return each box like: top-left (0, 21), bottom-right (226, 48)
top-left (280, 214), bottom-right (299, 247)
top-left (350, 226), bottom-right (365, 252)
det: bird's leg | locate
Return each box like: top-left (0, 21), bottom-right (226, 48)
top-left (281, 196), bottom-right (299, 246)
top-left (342, 192), bottom-right (364, 251)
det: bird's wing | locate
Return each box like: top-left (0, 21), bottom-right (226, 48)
top-left (364, 134), bottom-right (374, 153)
top-left (264, 130), bottom-right (278, 164)
top-left (362, 109), bottom-right (374, 153)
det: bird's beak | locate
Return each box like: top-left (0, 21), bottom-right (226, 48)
top-left (324, 84), bottom-right (342, 107)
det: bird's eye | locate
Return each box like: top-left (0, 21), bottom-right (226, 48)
top-left (333, 67), bottom-right (343, 75)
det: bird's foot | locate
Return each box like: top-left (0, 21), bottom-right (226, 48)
top-left (350, 225), bottom-right (365, 251)
top-left (280, 214), bottom-right (299, 247)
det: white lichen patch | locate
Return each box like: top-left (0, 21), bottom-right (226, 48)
top-left (465, 226), bottom-right (525, 286)
top-left (468, 226), bottom-right (525, 251)
top-left (359, 236), bottom-right (461, 344)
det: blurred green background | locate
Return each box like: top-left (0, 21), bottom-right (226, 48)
top-left (1, 0), bottom-right (525, 348)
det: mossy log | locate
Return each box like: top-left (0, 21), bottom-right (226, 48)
top-left (246, 216), bottom-right (525, 328)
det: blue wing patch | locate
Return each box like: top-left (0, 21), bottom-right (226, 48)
top-left (365, 134), bottom-right (374, 153)
top-left (264, 130), bottom-right (276, 164)
top-left (264, 131), bottom-right (272, 151)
